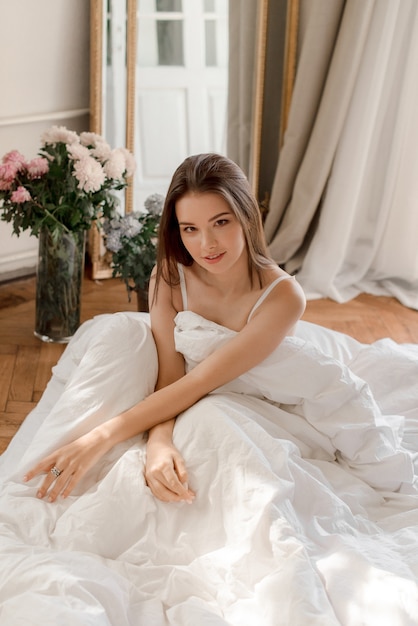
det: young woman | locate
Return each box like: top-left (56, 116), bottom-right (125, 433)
top-left (23, 153), bottom-right (306, 502)
top-left (2, 154), bottom-right (417, 625)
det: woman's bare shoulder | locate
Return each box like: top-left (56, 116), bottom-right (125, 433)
top-left (250, 265), bottom-right (306, 326)
top-left (149, 262), bottom-right (183, 318)
top-left (259, 264), bottom-right (293, 286)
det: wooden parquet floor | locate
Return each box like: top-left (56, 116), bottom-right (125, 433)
top-left (1, 271), bottom-right (418, 454)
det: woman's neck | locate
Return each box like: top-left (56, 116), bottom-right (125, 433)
top-left (191, 257), bottom-right (254, 298)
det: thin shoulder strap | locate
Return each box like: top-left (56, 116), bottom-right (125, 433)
top-left (247, 275), bottom-right (294, 322)
top-left (178, 264), bottom-right (188, 310)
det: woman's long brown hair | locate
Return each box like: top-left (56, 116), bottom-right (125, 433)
top-left (153, 153), bottom-right (274, 301)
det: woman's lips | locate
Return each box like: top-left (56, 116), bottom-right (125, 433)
top-left (203, 252), bottom-right (225, 264)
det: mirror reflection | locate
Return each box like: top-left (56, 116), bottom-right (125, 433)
top-left (104, 0), bottom-right (229, 210)
top-left (104, 0), bottom-right (127, 153)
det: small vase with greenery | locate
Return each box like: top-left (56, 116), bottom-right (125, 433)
top-left (103, 193), bottom-right (165, 311)
top-left (0, 125), bottom-right (136, 341)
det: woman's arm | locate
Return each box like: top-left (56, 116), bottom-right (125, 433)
top-left (102, 275), bottom-right (305, 441)
top-left (144, 272), bottom-right (195, 503)
top-left (25, 274), bottom-right (305, 500)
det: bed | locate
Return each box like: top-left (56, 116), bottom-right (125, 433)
top-left (0, 311), bottom-right (417, 625)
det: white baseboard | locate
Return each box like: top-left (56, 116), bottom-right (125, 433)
top-left (0, 251), bottom-right (37, 282)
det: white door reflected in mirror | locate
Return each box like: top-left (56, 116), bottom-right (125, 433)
top-left (105, 0), bottom-right (228, 210)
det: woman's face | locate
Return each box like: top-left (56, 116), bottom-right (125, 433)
top-left (175, 192), bottom-right (247, 274)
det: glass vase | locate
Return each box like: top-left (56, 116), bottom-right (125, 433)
top-left (135, 286), bottom-right (149, 312)
top-left (34, 228), bottom-right (86, 343)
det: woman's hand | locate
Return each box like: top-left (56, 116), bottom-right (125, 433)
top-left (23, 429), bottom-right (110, 502)
top-left (145, 439), bottom-right (195, 504)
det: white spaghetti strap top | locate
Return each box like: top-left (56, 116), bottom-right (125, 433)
top-left (247, 275), bottom-right (294, 322)
top-left (178, 264), bottom-right (188, 310)
top-left (178, 264), bottom-right (294, 323)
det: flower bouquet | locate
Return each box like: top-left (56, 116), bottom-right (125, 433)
top-left (0, 125), bottom-right (136, 238)
top-left (0, 125), bottom-right (136, 341)
top-left (104, 193), bottom-right (164, 311)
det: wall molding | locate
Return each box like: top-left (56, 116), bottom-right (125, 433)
top-left (0, 108), bottom-right (89, 128)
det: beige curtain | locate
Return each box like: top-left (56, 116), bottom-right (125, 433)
top-left (264, 0), bottom-right (375, 271)
top-left (227, 0), bottom-right (374, 258)
top-left (293, 0), bottom-right (418, 308)
top-left (229, 0), bottom-right (418, 308)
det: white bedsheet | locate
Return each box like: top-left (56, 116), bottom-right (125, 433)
top-left (1, 312), bottom-right (418, 625)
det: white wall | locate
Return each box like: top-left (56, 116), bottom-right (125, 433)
top-left (0, 0), bottom-right (90, 280)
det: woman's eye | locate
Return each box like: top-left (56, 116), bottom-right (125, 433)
top-left (215, 219), bottom-right (229, 226)
top-left (183, 226), bottom-right (196, 233)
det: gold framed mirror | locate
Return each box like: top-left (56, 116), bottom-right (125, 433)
top-left (89, 0), bottom-right (137, 279)
top-left (250, 0), bottom-right (299, 216)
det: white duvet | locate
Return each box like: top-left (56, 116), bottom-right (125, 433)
top-left (1, 311), bottom-right (418, 625)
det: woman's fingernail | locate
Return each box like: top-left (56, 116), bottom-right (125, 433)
top-left (37, 491), bottom-right (43, 499)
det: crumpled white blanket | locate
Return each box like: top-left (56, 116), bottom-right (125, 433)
top-left (1, 312), bottom-right (418, 626)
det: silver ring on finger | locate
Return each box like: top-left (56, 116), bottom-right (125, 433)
top-left (50, 466), bottom-right (63, 478)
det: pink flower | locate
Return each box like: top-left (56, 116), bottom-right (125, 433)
top-left (103, 148), bottom-right (126, 179)
top-left (10, 186), bottom-right (31, 203)
top-left (73, 156), bottom-right (105, 192)
top-left (0, 178), bottom-right (13, 191)
top-left (0, 161), bottom-right (19, 183)
top-left (2, 150), bottom-right (26, 168)
top-left (41, 125), bottom-right (79, 146)
top-left (26, 157), bottom-right (49, 178)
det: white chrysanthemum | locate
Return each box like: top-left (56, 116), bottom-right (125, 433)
top-left (91, 141), bottom-right (112, 163)
top-left (120, 147), bottom-right (136, 177)
top-left (79, 132), bottom-right (104, 148)
top-left (73, 156), bottom-right (106, 193)
top-left (67, 143), bottom-right (90, 161)
top-left (104, 148), bottom-right (127, 180)
top-left (41, 125), bottom-right (80, 146)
